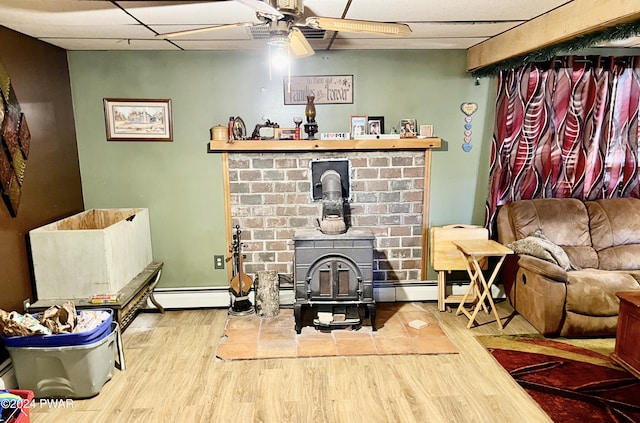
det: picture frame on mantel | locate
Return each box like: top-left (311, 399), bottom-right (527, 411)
top-left (103, 98), bottom-right (173, 142)
top-left (350, 115), bottom-right (368, 138)
top-left (367, 116), bottom-right (385, 135)
top-left (399, 118), bottom-right (417, 138)
top-left (419, 124), bottom-right (434, 137)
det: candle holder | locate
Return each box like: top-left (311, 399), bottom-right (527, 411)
top-left (293, 117), bottom-right (303, 140)
top-left (304, 122), bottom-right (318, 140)
top-left (303, 96), bottom-right (318, 139)
top-left (305, 96), bottom-right (316, 123)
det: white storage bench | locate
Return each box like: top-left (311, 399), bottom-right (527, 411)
top-left (29, 208), bottom-right (153, 300)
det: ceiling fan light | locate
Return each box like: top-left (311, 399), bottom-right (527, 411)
top-left (271, 46), bottom-right (290, 70)
top-left (307, 17), bottom-right (412, 37)
top-left (268, 37), bottom-right (290, 80)
top-left (268, 34), bottom-right (289, 47)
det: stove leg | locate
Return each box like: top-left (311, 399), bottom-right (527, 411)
top-left (367, 303), bottom-right (377, 331)
top-left (294, 303), bottom-right (303, 334)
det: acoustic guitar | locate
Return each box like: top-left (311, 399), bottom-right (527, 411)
top-left (230, 225), bottom-right (252, 297)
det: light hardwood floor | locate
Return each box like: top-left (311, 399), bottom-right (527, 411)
top-left (30, 301), bottom-right (552, 423)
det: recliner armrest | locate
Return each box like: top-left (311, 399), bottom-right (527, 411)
top-left (517, 255), bottom-right (568, 283)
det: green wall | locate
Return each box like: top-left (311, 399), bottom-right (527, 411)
top-left (68, 49), bottom-right (495, 287)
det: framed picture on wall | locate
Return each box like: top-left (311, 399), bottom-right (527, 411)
top-left (367, 116), bottom-right (385, 135)
top-left (103, 98), bottom-right (173, 142)
top-left (350, 115), bottom-right (367, 138)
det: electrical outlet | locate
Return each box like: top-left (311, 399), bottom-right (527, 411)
top-left (214, 255), bottom-right (225, 269)
top-left (23, 298), bottom-right (31, 311)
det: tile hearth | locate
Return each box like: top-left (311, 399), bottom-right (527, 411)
top-left (215, 303), bottom-right (458, 361)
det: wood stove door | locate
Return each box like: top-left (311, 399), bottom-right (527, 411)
top-left (306, 255), bottom-right (361, 301)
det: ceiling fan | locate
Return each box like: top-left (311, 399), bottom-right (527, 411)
top-left (156, 0), bottom-right (412, 58)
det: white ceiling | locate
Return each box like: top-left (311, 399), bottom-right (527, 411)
top-left (0, 0), bottom-right (638, 52)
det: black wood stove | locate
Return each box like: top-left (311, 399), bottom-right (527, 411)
top-left (292, 228), bottom-right (376, 333)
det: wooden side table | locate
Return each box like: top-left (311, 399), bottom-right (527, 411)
top-left (453, 239), bottom-right (513, 329)
top-left (611, 291), bottom-right (640, 378)
top-left (29, 261), bottom-right (165, 331)
top-left (429, 225), bottom-right (489, 311)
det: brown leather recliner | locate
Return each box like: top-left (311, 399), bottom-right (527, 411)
top-left (497, 197), bottom-right (640, 337)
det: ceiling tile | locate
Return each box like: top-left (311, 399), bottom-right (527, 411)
top-left (2, 23), bottom-right (154, 39)
top-left (302, 0), bottom-right (350, 19)
top-left (0, 0), bottom-right (132, 25)
top-left (120, 1), bottom-right (261, 25)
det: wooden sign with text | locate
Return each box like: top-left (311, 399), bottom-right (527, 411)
top-left (283, 75), bottom-right (353, 105)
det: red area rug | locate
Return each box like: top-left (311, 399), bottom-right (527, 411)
top-left (477, 335), bottom-right (640, 423)
top-left (215, 302), bottom-right (458, 361)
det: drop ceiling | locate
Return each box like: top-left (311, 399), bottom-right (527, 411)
top-left (0, 0), bottom-right (638, 55)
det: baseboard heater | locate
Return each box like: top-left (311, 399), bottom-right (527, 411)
top-left (148, 281), bottom-right (505, 309)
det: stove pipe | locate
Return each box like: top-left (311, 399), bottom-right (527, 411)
top-left (319, 170), bottom-right (347, 235)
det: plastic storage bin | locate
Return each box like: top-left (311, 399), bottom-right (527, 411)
top-left (1, 309), bottom-right (113, 348)
top-left (6, 323), bottom-right (118, 399)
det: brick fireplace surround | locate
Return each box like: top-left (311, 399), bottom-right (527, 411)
top-left (212, 139), bottom-right (441, 287)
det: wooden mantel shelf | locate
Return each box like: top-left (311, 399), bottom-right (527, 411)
top-left (207, 137), bottom-right (441, 152)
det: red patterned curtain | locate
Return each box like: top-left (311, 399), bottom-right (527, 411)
top-left (485, 56), bottom-right (640, 236)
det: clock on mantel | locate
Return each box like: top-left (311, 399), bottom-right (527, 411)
top-left (207, 138), bottom-right (442, 152)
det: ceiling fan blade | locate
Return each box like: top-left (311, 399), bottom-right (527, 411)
top-left (236, 0), bottom-right (284, 19)
top-left (288, 27), bottom-right (314, 58)
top-left (156, 22), bottom-right (254, 38)
top-left (306, 17), bottom-right (411, 37)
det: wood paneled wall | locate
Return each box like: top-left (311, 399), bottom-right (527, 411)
top-left (0, 26), bottom-right (84, 313)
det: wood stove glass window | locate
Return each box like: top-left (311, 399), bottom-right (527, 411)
top-left (312, 258), bottom-right (358, 300)
top-left (319, 268), bottom-right (331, 295)
top-left (338, 267), bottom-right (349, 295)
top-left (318, 264), bottom-right (351, 296)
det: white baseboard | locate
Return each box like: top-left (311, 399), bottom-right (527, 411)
top-left (150, 287), bottom-right (239, 309)
top-left (148, 281), bottom-right (505, 309)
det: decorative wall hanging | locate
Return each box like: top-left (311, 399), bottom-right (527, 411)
top-left (460, 102), bottom-right (478, 152)
top-left (0, 61), bottom-right (31, 217)
top-left (283, 75), bottom-right (353, 105)
top-left (103, 98), bottom-right (173, 141)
